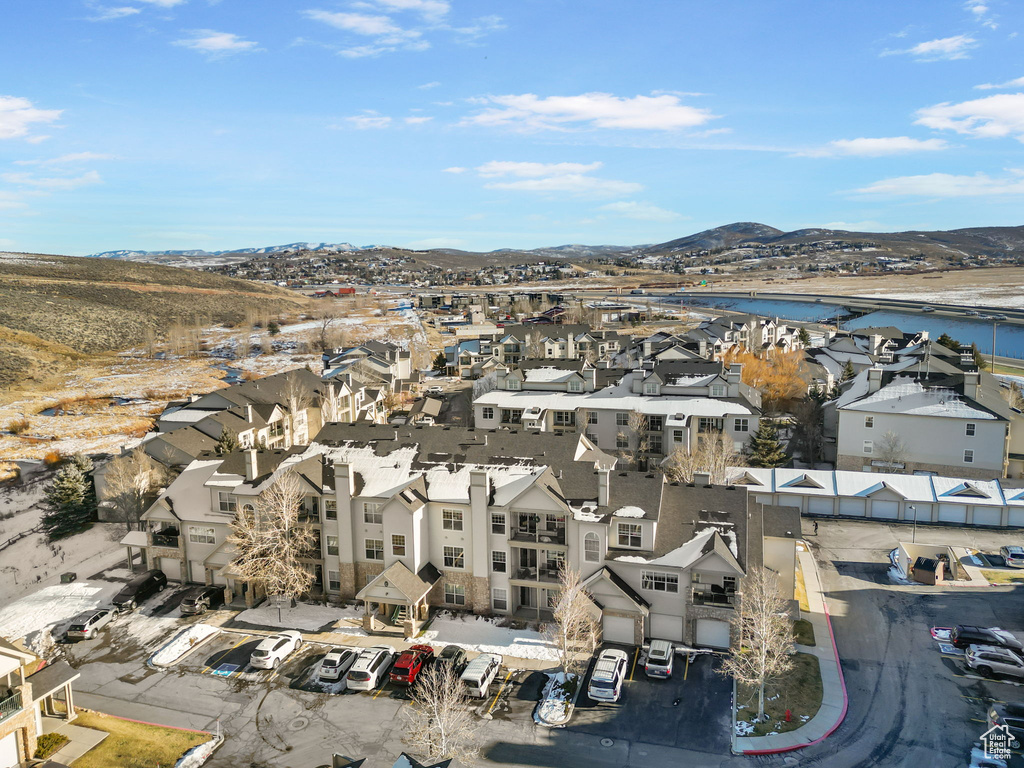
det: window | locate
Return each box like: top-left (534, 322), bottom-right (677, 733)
top-left (328, 570), bottom-right (341, 591)
top-left (617, 523), bottom-right (642, 548)
top-left (492, 588), bottom-right (508, 611)
top-left (326, 535), bottom-right (339, 557)
top-left (553, 411), bottom-right (575, 427)
top-left (865, 416), bottom-right (874, 429)
top-left (491, 513), bottom-right (506, 534)
top-left (711, 384), bottom-right (726, 397)
top-left (443, 546), bottom-right (465, 569)
top-left (648, 434), bottom-right (663, 454)
top-left (363, 502), bottom-right (382, 524)
top-left (482, 406), bottom-right (494, 421)
top-left (691, 572), bottom-right (701, 584)
top-left (365, 538), bottom-right (383, 560)
top-left (325, 499), bottom-right (337, 520)
top-left (587, 411), bottom-right (597, 425)
top-left (863, 440), bottom-right (873, 455)
top-left (673, 429), bottom-right (684, 442)
top-left (188, 526), bottom-right (215, 545)
top-left (641, 571), bottom-right (679, 593)
top-left (443, 509), bottom-right (464, 531)
top-left (964, 449), bottom-right (975, 464)
top-left (491, 551), bottom-right (506, 572)
top-left (698, 417), bottom-right (724, 433)
top-left (506, 378), bottom-right (521, 391)
top-left (644, 382), bottom-right (659, 395)
top-left (584, 532), bottom-right (600, 562)
top-left (218, 492), bottom-right (237, 513)
top-left (723, 576), bottom-right (738, 592)
top-left (616, 412), bottom-right (629, 427)
top-left (616, 434), bottom-right (629, 449)
top-left (734, 418), bottom-right (749, 432)
top-left (966, 423), bottom-right (976, 437)
top-left (568, 380), bottom-right (583, 393)
top-left (501, 408), bottom-right (523, 424)
top-left (392, 534), bottom-right (406, 556)
top-left (445, 583), bottom-right (466, 605)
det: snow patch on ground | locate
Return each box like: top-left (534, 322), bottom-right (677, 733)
top-left (235, 601), bottom-right (362, 632)
top-left (0, 580), bottom-right (121, 650)
top-left (534, 671), bottom-right (575, 727)
top-left (174, 735), bottom-right (222, 768)
top-left (151, 624), bottom-right (220, 666)
top-left (415, 613), bottom-right (559, 662)
top-left (734, 720), bottom-right (755, 736)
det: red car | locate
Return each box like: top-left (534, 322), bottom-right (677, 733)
top-left (389, 644), bottom-right (435, 685)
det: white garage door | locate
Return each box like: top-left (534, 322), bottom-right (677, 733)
top-left (159, 557), bottom-right (181, 582)
top-left (808, 497), bottom-right (833, 516)
top-left (603, 615), bottom-right (635, 645)
top-left (938, 504), bottom-right (968, 524)
top-left (778, 496), bottom-right (802, 509)
top-left (839, 498), bottom-right (866, 517)
top-left (649, 613), bottom-right (684, 642)
top-left (190, 560), bottom-right (206, 584)
top-left (695, 619), bottom-right (730, 649)
top-left (973, 507), bottom-right (1001, 526)
top-left (871, 500), bottom-right (900, 519)
top-left (1010, 509), bottom-right (1024, 527)
top-left (0, 731), bottom-right (19, 768)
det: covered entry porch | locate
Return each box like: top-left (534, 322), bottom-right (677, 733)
top-left (356, 562), bottom-right (441, 637)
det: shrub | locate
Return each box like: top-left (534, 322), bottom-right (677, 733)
top-left (7, 417), bottom-right (30, 434)
top-left (35, 732), bottom-right (69, 759)
top-left (43, 450), bottom-right (63, 466)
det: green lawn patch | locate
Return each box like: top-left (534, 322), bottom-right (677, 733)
top-left (982, 569), bottom-right (1024, 585)
top-left (69, 709), bottom-right (208, 768)
top-left (793, 619), bottom-right (816, 647)
top-left (736, 652), bottom-right (823, 737)
top-left (34, 733), bottom-right (69, 759)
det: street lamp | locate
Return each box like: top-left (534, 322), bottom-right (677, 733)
top-left (992, 320), bottom-right (998, 372)
top-left (910, 505), bottom-right (918, 543)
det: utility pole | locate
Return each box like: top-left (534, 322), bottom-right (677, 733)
top-left (992, 321), bottom-right (998, 372)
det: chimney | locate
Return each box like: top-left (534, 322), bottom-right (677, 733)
top-left (694, 471), bottom-right (712, 487)
top-left (244, 448), bottom-right (258, 482)
top-left (964, 371), bottom-right (981, 401)
top-left (867, 367), bottom-right (882, 394)
top-left (469, 469), bottom-right (489, 516)
top-left (597, 468), bottom-right (610, 507)
top-left (727, 363), bottom-right (742, 386)
top-left (246, 403), bottom-right (254, 423)
top-left (870, 334), bottom-right (883, 355)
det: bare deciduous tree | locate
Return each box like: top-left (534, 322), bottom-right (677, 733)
top-left (315, 306), bottom-right (342, 353)
top-left (719, 566), bottom-right (794, 722)
top-left (547, 565), bottom-right (599, 681)
top-left (664, 430), bottom-right (742, 484)
top-left (618, 409), bottom-right (649, 469)
top-left (228, 471), bottom-right (316, 619)
top-left (319, 381), bottom-right (348, 423)
top-left (525, 328), bottom-right (545, 359)
top-left (103, 449), bottom-right (171, 532)
top-left (1007, 382), bottom-right (1024, 411)
top-left (403, 662), bottom-right (479, 763)
top-left (876, 430), bottom-right (907, 472)
top-left (283, 371), bottom-right (313, 446)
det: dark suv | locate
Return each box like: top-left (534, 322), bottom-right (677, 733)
top-left (112, 569), bottom-right (167, 612)
top-left (950, 625), bottom-right (1023, 652)
top-left (179, 585), bottom-right (224, 615)
top-left (989, 702), bottom-right (1024, 749)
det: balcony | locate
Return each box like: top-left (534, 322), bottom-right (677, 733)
top-left (151, 529), bottom-right (180, 549)
top-left (692, 587), bottom-right (737, 608)
top-left (510, 528), bottom-right (566, 546)
top-left (511, 567), bottom-right (561, 584)
top-left (0, 689), bottom-right (22, 725)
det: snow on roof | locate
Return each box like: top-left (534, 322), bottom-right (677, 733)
top-left (571, 503), bottom-right (601, 522)
top-left (665, 374), bottom-right (716, 387)
top-left (159, 460), bottom-right (230, 522)
top-left (841, 376), bottom-right (997, 420)
top-left (932, 476), bottom-right (1005, 505)
top-left (524, 367), bottom-right (575, 383)
top-left (159, 409), bottom-right (210, 423)
top-left (612, 506), bottom-right (646, 518)
top-left (694, 526), bottom-right (739, 559)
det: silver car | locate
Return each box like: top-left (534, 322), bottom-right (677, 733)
top-left (1001, 546), bottom-right (1024, 568)
top-left (65, 608), bottom-right (116, 640)
top-left (966, 644), bottom-right (1024, 679)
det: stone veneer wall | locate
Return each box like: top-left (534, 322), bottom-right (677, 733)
top-left (0, 683), bottom-right (37, 764)
top-left (437, 570), bottom-right (490, 614)
top-left (836, 454), bottom-right (999, 480)
top-left (686, 603), bottom-right (738, 647)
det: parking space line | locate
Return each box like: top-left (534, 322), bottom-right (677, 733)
top-left (684, 654), bottom-right (690, 682)
top-left (954, 671), bottom-right (1024, 687)
top-left (629, 647), bottom-right (639, 682)
top-left (201, 635), bottom-right (249, 674)
top-left (487, 671), bottom-right (513, 715)
top-left (373, 686), bottom-right (387, 699)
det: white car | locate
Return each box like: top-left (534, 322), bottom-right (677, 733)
top-left (345, 645), bottom-right (395, 691)
top-left (318, 647), bottom-right (358, 682)
top-left (588, 649), bottom-right (629, 702)
top-left (1001, 546), bottom-right (1024, 568)
top-left (250, 631), bottom-right (303, 670)
top-left (426, 386), bottom-right (444, 395)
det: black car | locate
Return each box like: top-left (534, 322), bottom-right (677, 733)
top-left (179, 585), bottom-right (224, 616)
top-left (434, 644), bottom-right (468, 674)
top-left (989, 702), bottom-right (1024, 749)
top-left (951, 625), bottom-right (1024, 652)
top-left (112, 569), bottom-right (167, 612)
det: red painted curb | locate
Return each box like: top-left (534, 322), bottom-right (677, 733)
top-left (741, 586), bottom-right (849, 755)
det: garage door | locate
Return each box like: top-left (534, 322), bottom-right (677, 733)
top-left (159, 557), bottom-right (181, 582)
top-left (870, 500), bottom-right (899, 519)
top-left (0, 731), bottom-right (19, 768)
top-left (603, 614), bottom-right (635, 645)
top-left (808, 497), bottom-right (833, 516)
top-left (649, 613), bottom-right (684, 642)
top-left (1010, 509), bottom-right (1024, 527)
top-left (938, 504), bottom-right (967, 524)
top-left (190, 560), bottom-right (206, 584)
top-left (778, 496), bottom-right (802, 509)
top-left (695, 619), bottom-right (730, 649)
top-left (973, 507), bottom-right (1001, 526)
top-left (838, 498), bottom-right (866, 517)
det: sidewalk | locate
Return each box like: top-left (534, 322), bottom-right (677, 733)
top-left (733, 545), bottom-right (847, 755)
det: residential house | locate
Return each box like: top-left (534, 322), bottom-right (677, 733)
top-left (684, 315), bottom-right (802, 358)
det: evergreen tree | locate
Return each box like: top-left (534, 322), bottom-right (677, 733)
top-left (839, 360), bottom-right (855, 383)
top-left (215, 428), bottom-right (239, 456)
top-left (268, 321), bottom-right (280, 336)
top-left (936, 332), bottom-right (960, 351)
top-left (797, 328), bottom-right (811, 347)
top-left (432, 352), bottom-right (448, 372)
top-left (747, 421), bottom-right (788, 468)
top-left (42, 464), bottom-right (91, 540)
top-left (972, 343), bottom-right (988, 370)
top-left (68, 453), bottom-right (97, 521)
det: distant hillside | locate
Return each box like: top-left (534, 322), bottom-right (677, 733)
top-left (647, 222), bottom-right (785, 253)
top-left (0, 252), bottom-right (306, 386)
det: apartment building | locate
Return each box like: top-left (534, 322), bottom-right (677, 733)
top-left (129, 425), bottom-right (797, 648)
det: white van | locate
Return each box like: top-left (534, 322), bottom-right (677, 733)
top-left (460, 652), bottom-right (502, 697)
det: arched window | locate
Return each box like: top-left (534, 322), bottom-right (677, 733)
top-left (584, 532), bottom-right (600, 562)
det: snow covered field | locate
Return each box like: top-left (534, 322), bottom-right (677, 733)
top-left (235, 601), bottom-right (363, 632)
top-left (0, 580), bottom-right (122, 652)
top-left (150, 624), bottom-right (220, 666)
top-left (417, 613), bottom-right (559, 662)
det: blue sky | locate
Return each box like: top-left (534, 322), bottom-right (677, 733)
top-left (1, 0), bottom-right (1022, 255)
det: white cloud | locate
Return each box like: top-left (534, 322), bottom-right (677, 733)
top-left (883, 34), bottom-right (977, 61)
top-left (443, 166), bottom-right (467, 174)
top-left (14, 152), bottom-right (114, 166)
top-left (404, 116), bottom-right (432, 124)
top-left (418, 81), bottom-right (441, 90)
top-left (174, 30), bottom-right (260, 57)
top-left (797, 136), bottom-right (950, 157)
top-left (463, 92), bottom-right (717, 132)
top-left (372, 0), bottom-right (449, 21)
top-left (855, 170), bottom-right (1024, 197)
top-left (976, 75), bottom-right (1024, 90)
top-left (88, 6), bottom-right (142, 21)
top-left (0, 96), bottom-right (62, 140)
top-left (2, 170), bottom-right (103, 190)
top-left (599, 201), bottom-right (682, 222)
top-left (344, 112), bottom-right (392, 129)
top-left (135, 0), bottom-right (187, 6)
top-left (965, 0), bottom-right (998, 29)
top-left (915, 93), bottom-right (1024, 140)
top-left (468, 160), bottom-right (642, 198)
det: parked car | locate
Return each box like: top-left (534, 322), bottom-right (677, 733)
top-left (250, 631), bottom-right (302, 670)
top-left (588, 649), bottom-right (629, 702)
top-left (1000, 546), bottom-right (1024, 568)
top-left (346, 646), bottom-right (395, 691)
top-left (460, 653), bottom-right (502, 698)
top-left (434, 644), bottom-right (468, 674)
top-left (921, 306), bottom-right (935, 312)
top-left (418, 416), bottom-right (436, 426)
top-left (951, 625), bottom-right (1024, 652)
top-left (426, 386), bottom-right (444, 395)
top-left (179, 585), bottom-right (224, 616)
top-left (988, 702), bottom-right (1024, 749)
top-left (390, 645), bottom-right (434, 685)
top-left (318, 647), bottom-right (358, 683)
top-left (993, 314), bottom-right (1009, 321)
top-left (112, 569), bottom-right (167, 612)
top-left (965, 310), bottom-right (980, 316)
top-left (966, 645), bottom-right (1024, 679)
top-left (644, 640), bottom-right (674, 679)
top-left (65, 608), bottom-right (116, 640)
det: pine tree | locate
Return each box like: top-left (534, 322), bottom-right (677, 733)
top-left (215, 428), bottom-right (239, 456)
top-left (937, 333), bottom-right (960, 351)
top-left (42, 464), bottom-right (91, 540)
top-left (839, 360), bottom-right (855, 383)
top-left (432, 352), bottom-right (448, 372)
top-left (68, 453), bottom-right (97, 521)
top-left (747, 421), bottom-right (787, 468)
top-left (797, 328), bottom-right (811, 347)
